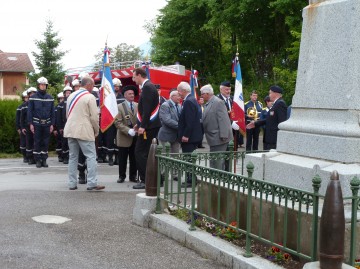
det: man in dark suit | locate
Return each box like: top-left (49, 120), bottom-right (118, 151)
top-left (177, 81), bottom-right (203, 187)
top-left (132, 67), bottom-right (161, 189)
top-left (247, 86), bottom-right (287, 150)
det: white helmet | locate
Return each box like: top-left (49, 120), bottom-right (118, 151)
top-left (112, 78), bottom-right (122, 87)
top-left (92, 87), bottom-right (99, 92)
top-left (72, 79), bottom-right (80, 87)
top-left (78, 72), bottom-right (89, 81)
top-left (57, 92), bottom-right (64, 98)
top-left (22, 90), bottom-right (28, 97)
top-left (37, 77), bottom-right (48, 85)
top-left (27, 87), bottom-right (37, 94)
top-left (63, 86), bottom-right (72, 93)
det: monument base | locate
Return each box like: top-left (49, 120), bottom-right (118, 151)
top-left (132, 193), bottom-right (158, 227)
top-left (244, 151), bottom-right (360, 197)
top-left (303, 261), bottom-right (354, 269)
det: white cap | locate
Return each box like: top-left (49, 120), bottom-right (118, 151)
top-left (112, 78), bottom-right (122, 87)
top-left (22, 90), bottom-right (28, 97)
top-left (72, 79), bottom-right (80, 87)
top-left (27, 87), bottom-right (37, 94)
top-left (37, 77), bottom-right (48, 84)
top-left (63, 86), bottom-right (72, 92)
top-left (57, 92), bottom-right (64, 98)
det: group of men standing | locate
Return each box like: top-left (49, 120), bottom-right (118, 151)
top-left (16, 67), bottom-right (287, 191)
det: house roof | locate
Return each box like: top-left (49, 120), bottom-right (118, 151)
top-left (0, 51), bottom-right (34, 72)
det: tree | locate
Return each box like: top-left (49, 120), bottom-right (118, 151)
top-left (93, 43), bottom-right (143, 70)
top-left (149, 0), bottom-right (305, 102)
top-left (30, 20), bottom-right (67, 95)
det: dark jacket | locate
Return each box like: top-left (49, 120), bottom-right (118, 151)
top-left (178, 94), bottom-right (203, 144)
top-left (255, 98), bottom-right (287, 144)
top-left (27, 91), bottom-right (55, 126)
top-left (137, 80), bottom-right (161, 130)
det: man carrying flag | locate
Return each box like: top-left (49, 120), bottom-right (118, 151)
top-left (190, 68), bottom-right (198, 100)
top-left (230, 52), bottom-right (246, 145)
top-left (132, 67), bottom-right (161, 189)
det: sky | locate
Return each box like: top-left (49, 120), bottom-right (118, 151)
top-left (0, 0), bottom-right (167, 71)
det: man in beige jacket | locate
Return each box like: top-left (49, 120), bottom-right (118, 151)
top-left (64, 76), bottom-right (105, 191)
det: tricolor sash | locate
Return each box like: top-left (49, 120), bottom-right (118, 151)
top-left (67, 90), bottom-right (90, 118)
top-left (137, 103), bottom-right (160, 125)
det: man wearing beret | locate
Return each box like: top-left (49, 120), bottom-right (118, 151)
top-left (246, 85), bottom-right (287, 150)
top-left (114, 85), bottom-right (138, 184)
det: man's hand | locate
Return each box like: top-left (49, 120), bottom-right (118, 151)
top-left (138, 127), bottom-right (145, 135)
top-left (246, 121), bottom-right (255, 129)
top-left (133, 124), bottom-right (138, 131)
top-left (231, 121), bottom-right (240, 130)
top-left (53, 130), bottom-right (58, 136)
top-left (181, 136), bottom-right (189, 143)
top-left (128, 129), bottom-right (136, 137)
top-left (17, 129), bottom-right (21, 135)
top-left (30, 124), bottom-right (34, 134)
top-left (50, 125), bottom-right (54, 133)
top-left (21, 129), bottom-right (27, 135)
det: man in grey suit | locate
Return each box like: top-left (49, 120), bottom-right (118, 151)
top-left (158, 89), bottom-right (181, 180)
top-left (200, 84), bottom-right (233, 170)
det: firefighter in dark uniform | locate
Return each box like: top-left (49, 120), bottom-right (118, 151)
top-left (16, 90), bottom-right (29, 162)
top-left (260, 95), bottom-right (272, 149)
top-left (21, 87), bottom-right (37, 165)
top-left (244, 90), bottom-right (262, 151)
top-left (58, 86), bottom-right (73, 164)
top-left (27, 77), bottom-right (55, 168)
top-left (54, 92), bottom-right (64, 162)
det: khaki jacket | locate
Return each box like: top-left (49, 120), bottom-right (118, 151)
top-left (115, 101), bottom-right (138, 147)
top-left (64, 89), bottom-right (99, 141)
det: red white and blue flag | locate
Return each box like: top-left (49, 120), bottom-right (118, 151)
top-left (142, 60), bottom-right (151, 80)
top-left (230, 54), bottom-right (246, 136)
top-left (99, 46), bottom-right (118, 132)
top-left (190, 68), bottom-right (198, 99)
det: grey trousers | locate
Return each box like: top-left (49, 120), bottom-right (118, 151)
top-left (68, 138), bottom-right (98, 188)
top-left (159, 140), bottom-right (180, 178)
top-left (209, 143), bottom-right (228, 170)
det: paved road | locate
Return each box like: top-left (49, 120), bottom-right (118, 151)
top-left (0, 158), bottom-right (227, 269)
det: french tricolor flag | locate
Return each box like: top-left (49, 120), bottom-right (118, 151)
top-left (99, 46), bottom-right (118, 132)
top-left (230, 54), bottom-right (246, 136)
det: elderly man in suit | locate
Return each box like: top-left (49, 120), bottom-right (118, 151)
top-left (64, 76), bottom-right (105, 191)
top-left (158, 89), bottom-right (181, 181)
top-left (115, 85), bottom-right (138, 183)
top-left (177, 81), bottom-right (203, 187)
top-left (201, 84), bottom-right (233, 170)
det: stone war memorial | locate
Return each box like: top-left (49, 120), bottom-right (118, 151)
top-left (246, 0), bottom-right (360, 197)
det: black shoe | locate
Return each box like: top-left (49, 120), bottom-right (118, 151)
top-left (181, 182), bottom-right (193, 188)
top-left (87, 185), bottom-right (105, 191)
top-left (42, 160), bottom-right (48, 168)
top-left (69, 186), bottom-right (78, 190)
top-left (63, 158), bottom-right (69, 164)
top-left (36, 160), bottom-right (42, 168)
top-left (117, 177), bottom-right (125, 183)
top-left (23, 158), bottom-right (29, 163)
top-left (58, 156), bottom-right (64, 162)
top-left (108, 158), bottom-right (114, 166)
top-left (133, 182), bottom-right (145, 189)
top-left (103, 158), bottom-right (108, 163)
top-left (198, 145), bottom-right (205, 148)
top-left (28, 158), bottom-right (35, 165)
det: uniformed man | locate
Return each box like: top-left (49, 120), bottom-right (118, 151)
top-left (58, 86), bottom-right (73, 164)
top-left (244, 90), bottom-right (262, 151)
top-left (21, 87), bottom-right (37, 165)
top-left (114, 85), bottom-right (138, 183)
top-left (27, 77), bottom-right (55, 168)
top-left (54, 92), bottom-right (64, 162)
top-left (260, 95), bottom-right (272, 149)
top-left (16, 90), bottom-right (29, 163)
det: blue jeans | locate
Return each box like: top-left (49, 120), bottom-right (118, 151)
top-left (68, 138), bottom-right (98, 188)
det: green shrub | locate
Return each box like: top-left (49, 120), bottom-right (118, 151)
top-left (0, 99), bottom-right (22, 153)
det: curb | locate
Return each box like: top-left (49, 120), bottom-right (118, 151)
top-left (149, 213), bottom-right (283, 269)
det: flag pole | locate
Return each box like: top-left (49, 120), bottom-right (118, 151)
top-left (233, 47), bottom-right (239, 173)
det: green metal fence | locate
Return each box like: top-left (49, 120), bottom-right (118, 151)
top-left (155, 144), bottom-right (360, 266)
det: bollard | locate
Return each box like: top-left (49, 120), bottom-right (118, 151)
top-left (319, 170), bottom-right (345, 269)
top-left (145, 138), bottom-right (158, 197)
